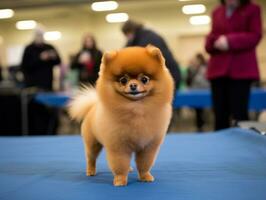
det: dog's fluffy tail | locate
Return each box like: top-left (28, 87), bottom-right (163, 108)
top-left (68, 86), bottom-right (98, 122)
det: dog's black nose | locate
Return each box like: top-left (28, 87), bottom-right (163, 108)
top-left (130, 83), bottom-right (137, 91)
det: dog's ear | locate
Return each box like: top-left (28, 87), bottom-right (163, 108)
top-left (102, 50), bottom-right (118, 65)
top-left (146, 44), bottom-right (165, 65)
top-left (99, 50), bottom-right (118, 76)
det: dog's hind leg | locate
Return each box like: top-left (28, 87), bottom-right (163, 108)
top-left (82, 122), bottom-right (102, 176)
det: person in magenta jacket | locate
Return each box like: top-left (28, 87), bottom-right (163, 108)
top-left (205, 0), bottom-right (262, 130)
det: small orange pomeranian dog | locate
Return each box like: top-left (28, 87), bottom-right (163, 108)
top-left (68, 45), bottom-right (174, 186)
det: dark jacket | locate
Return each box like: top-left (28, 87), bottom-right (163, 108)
top-left (21, 43), bottom-right (61, 90)
top-left (126, 28), bottom-right (181, 89)
top-left (71, 48), bottom-right (102, 85)
top-left (0, 66), bottom-right (2, 81)
top-left (205, 3), bottom-right (262, 80)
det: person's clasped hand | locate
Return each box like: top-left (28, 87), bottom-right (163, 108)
top-left (40, 51), bottom-right (50, 61)
top-left (48, 50), bottom-right (57, 59)
top-left (40, 50), bottom-right (57, 61)
top-left (214, 35), bottom-right (229, 51)
top-left (78, 52), bottom-right (91, 64)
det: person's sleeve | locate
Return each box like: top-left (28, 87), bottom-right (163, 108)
top-left (48, 46), bottom-right (61, 66)
top-left (205, 34), bottom-right (220, 54)
top-left (226, 6), bottom-right (262, 51)
top-left (21, 46), bottom-right (42, 72)
top-left (205, 11), bottom-right (220, 55)
top-left (139, 34), bottom-right (162, 48)
top-left (94, 51), bottom-right (102, 74)
top-left (70, 52), bottom-right (83, 70)
top-left (92, 50), bottom-right (103, 83)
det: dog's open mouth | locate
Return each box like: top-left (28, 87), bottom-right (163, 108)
top-left (126, 91), bottom-right (145, 95)
top-left (124, 90), bottom-right (147, 99)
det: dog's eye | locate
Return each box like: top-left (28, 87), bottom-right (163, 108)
top-left (140, 75), bottom-right (150, 84)
top-left (119, 76), bottom-right (128, 85)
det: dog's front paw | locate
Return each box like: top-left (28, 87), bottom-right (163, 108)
top-left (86, 167), bottom-right (96, 176)
top-left (113, 175), bottom-right (128, 186)
top-left (139, 172), bottom-right (154, 182)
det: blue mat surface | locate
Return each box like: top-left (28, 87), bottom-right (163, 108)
top-left (0, 128), bottom-right (266, 200)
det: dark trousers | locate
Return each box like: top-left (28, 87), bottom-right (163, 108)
top-left (210, 78), bottom-right (252, 130)
top-left (195, 108), bottom-right (204, 132)
top-left (28, 100), bottom-right (59, 135)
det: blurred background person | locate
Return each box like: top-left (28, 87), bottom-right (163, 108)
top-left (21, 28), bottom-right (61, 91)
top-left (186, 53), bottom-right (209, 132)
top-left (0, 60), bottom-right (2, 82)
top-left (20, 27), bottom-right (62, 135)
top-left (71, 33), bottom-right (102, 85)
top-left (205, 0), bottom-right (262, 130)
top-left (121, 19), bottom-right (181, 90)
top-left (186, 53), bottom-right (209, 89)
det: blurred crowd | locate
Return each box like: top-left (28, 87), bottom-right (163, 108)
top-left (0, 0), bottom-right (263, 135)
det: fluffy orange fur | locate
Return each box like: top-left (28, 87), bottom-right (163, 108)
top-left (68, 45), bottom-right (174, 186)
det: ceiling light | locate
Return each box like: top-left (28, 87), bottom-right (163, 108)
top-left (0, 9), bottom-right (14, 19)
top-left (189, 15), bottom-right (210, 25)
top-left (44, 31), bottom-right (62, 41)
top-left (16, 20), bottom-right (37, 30)
top-left (106, 13), bottom-right (129, 23)
top-left (182, 4), bottom-right (206, 15)
top-left (91, 1), bottom-right (118, 11)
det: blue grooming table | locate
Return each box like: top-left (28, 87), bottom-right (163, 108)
top-left (34, 88), bottom-right (266, 111)
top-left (0, 128), bottom-right (266, 200)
